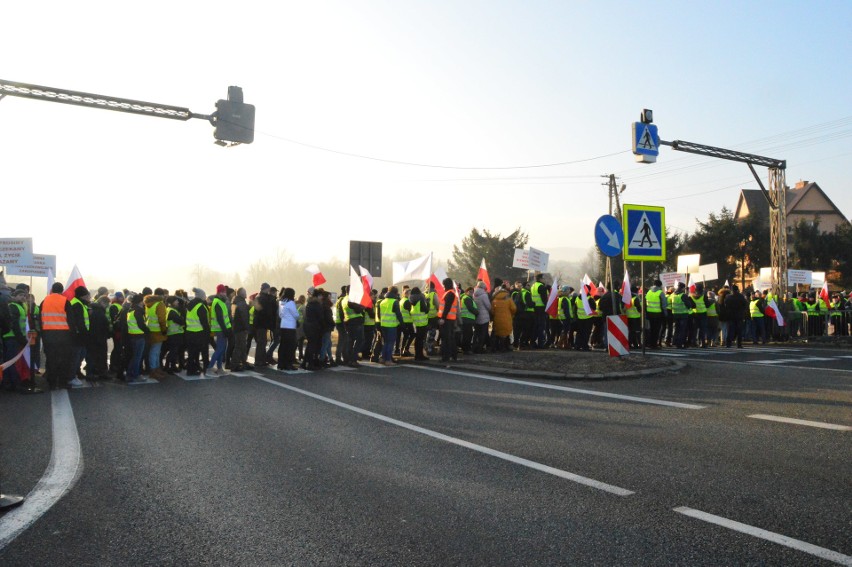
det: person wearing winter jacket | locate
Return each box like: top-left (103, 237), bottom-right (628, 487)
top-left (472, 282), bottom-right (491, 353)
top-left (490, 279), bottom-right (516, 352)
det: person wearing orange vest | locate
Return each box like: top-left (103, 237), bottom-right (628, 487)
top-left (437, 277), bottom-right (459, 363)
top-left (40, 282), bottom-right (74, 390)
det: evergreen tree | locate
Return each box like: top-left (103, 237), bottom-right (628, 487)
top-left (447, 228), bottom-right (529, 285)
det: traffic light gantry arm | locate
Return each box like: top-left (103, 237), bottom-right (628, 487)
top-left (0, 79), bottom-right (252, 145)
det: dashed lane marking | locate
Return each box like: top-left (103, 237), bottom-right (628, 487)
top-left (748, 414), bottom-right (851, 431)
top-left (246, 371), bottom-right (634, 496)
top-left (674, 506), bottom-right (852, 565)
top-left (417, 366), bottom-right (705, 410)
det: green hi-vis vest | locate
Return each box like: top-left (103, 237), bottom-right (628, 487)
top-left (127, 309), bottom-right (144, 335)
top-left (379, 298), bottom-right (399, 328)
top-left (548, 296), bottom-right (568, 320)
top-left (3, 302), bottom-right (26, 338)
top-left (521, 289), bottom-right (534, 312)
top-left (625, 298), bottom-right (640, 319)
top-left (399, 298), bottom-right (413, 324)
top-left (530, 282), bottom-right (545, 307)
top-left (749, 299), bottom-right (764, 318)
top-left (459, 294), bottom-right (475, 320)
top-left (410, 299), bottom-right (428, 327)
top-left (186, 303), bottom-right (204, 333)
top-left (146, 301), bottom-right (162, 333)
top-left (210, 297), bottom-right (232, 332)
top-left (671, 293), bottom-right (689, 316)
top-left (342, 297), bottom-right (363, 322)
top-left (706, 302), bottom-right (717, 317)
top-left (427, 291), bottom-right (438, 318)
top-left (692, 295), bottom-right (706, 314)
top-left (166, 307), bottom-right (184, 336)
top-left (830, 301), bottom-right (843, 318)
top-left (574, 296), bottom-right (591, 320)
top-left (70, 297), bottom-right (90, 331)
top-left (363, 307), bottom-right (376, 326)
top-left (249, 306), bottom-right (255, 326)
top-left (645, 290), bottom-right (662, 313)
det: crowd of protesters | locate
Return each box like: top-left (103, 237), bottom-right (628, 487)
top-left (1, 272), bottom-right (850, 392)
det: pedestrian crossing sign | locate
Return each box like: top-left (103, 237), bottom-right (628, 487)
top-left (632, 122), bottom-right (659, 163)
top-left (623, 204), bottom-right (666, 261)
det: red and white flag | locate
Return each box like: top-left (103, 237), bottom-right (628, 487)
top-left (62, 264), bottom-right (86, 300)
top-left (582, 274), bottom-right (598, 297)
top-left (819, 281), bottom-right (830, 305)
top-left (477, 258), bottom-right (491, 292)
top-left (687, 275), bottom-right (697, 294)
top-left (621, 270), bottom-right (632, 306)
top-left (545, 279), bottom-right (559, 317)
top-left (428, 267), bottom-right (448, 296)
top-left (305, 264), bottom-right (327, 287)
top-left (579, 280), bottom-right (594, 316)
top-left (348, 265), bottom-right (373, 308)
top-left (765, 298), bottom-right (785, 327)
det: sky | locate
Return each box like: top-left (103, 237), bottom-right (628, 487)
top-left (2, 0), bottom-right (850, 293)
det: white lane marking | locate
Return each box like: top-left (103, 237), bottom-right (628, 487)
top-left (751, 359), bottom-right (793, 365)
top-left (0, 390), bottom-right (84, 550)
top-left (795, 357), bottom-right (835, 362)
top-left (417, 366), bottom-right (705, 410)
top-left (674, 506), bottom-right (852, 566)
top-left (748, 414), bottom-right (851, 431)
top-left (246, 371), bottom-right (634, 496)
top-left (685, 358), bottom-right (852, 374)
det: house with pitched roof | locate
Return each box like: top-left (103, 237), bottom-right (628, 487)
top-left (734, 180), bottom-right (849, 232)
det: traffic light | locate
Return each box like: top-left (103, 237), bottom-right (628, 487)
top-left (214, 86), bottom-right (255, 144)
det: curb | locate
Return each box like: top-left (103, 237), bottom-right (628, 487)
top-left (403, 359), bottom-right (686, 381)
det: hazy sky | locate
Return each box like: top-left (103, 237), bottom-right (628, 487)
top-left (2, 1), bottom-right (850, 292)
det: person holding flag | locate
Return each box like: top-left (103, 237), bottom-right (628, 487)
top-left (573, 283), bottom-right (595, 351)
top-left (477, 259), bottom-right (491, 292)
top-left (2, 288), bottom-right (34, 392)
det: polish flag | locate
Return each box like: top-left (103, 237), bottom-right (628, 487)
top-left (819, 281), bottom-right (830, 305)
top-left (477, 259), bottom-right (491, 292)
top-left (582, 274), bottom-right (598, 297)
top-left (545, 279), bottom-right (559, 317)
top-left (579, 280), bottom-right (594, 316)
top-left (348, 265), bottom-right (374, 308)
top-left (305, 264), bottom-right (327, 287)
top-left (428, 267), bottom-right (448, 296)
top-left (765, 298), bottom-right (785, 327)
top-left (687, 275), bottom-right (697, 294)
top-left (62, 264), bottom-right (86, 300)
top-left (621, 270), bottom-right (632, 306)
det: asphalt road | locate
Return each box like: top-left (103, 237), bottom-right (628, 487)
top-left (0, 345), bottom-right (849, 565)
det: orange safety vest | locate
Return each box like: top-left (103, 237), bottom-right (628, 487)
top-left (41, 293), bottom-right (70, 331)
top-left (437, 289), bottom-right (459, 321)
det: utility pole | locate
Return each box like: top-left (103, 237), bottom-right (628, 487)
top-left (601, 174), bottom-right (627, 291)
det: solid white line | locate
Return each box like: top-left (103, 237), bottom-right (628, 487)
top-left (748, 414), bottom-right (851, 431)
top-left (417, 366), bottom-right (706, 410)
top-left (750, 359), bottom-right (792, 365)
top-left (685, 358), bottom-right (852, 374)
top-left (0, 390), bottom-right (84, 550)
top-left (246, 372), bottom-right (634, 496)
top-left (674, 506), bottom-right (852, 565)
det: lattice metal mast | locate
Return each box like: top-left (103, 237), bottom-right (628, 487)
top-left (659, 139), bottom-right (788, 295)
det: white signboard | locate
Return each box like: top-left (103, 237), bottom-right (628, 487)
top-left (512, 248), bottom-right (550, 272)
top-left (659, 271), bottom-right (686, 288)
top-left (787, 269), bottom-right (812, 286)
top-left (0, 237), bottom-right (34, 267)
top-left (512, 248), bottom-right (530, 270)
top-left (811, 272), bottom-right (826, 288)
top-left (697, 263), bottom-right (718, 282)
top-left (6, 253), bottom-right (57, 277)
top-left (528, 247), bottom-right (550, 272)
top-left (676, 254), bottom-right (701, 274)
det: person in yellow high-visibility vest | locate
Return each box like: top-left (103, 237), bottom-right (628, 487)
top-left (377, 286), bottom-right (404, 365)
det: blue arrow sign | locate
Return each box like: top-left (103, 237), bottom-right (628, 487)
top-left (595, 215), bottom-right (624, 257)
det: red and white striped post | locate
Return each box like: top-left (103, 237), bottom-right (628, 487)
top-left (607, 315), bottom-right (630, 357)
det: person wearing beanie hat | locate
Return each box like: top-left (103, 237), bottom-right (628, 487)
top-left (208, 284), bottom-right (233, 375)
top-left (230, 287), bottom-right (251, 371)
top-left (125, 292), bottom-right (150, 383)
top-left (216, 283), bottom-right (227, 295)
top-left (184, 287), bottom-right (211, 376)
top-left (261, 283), bottom-right (270, 292)
top-left (67, 286), bottom-right (92, 387)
